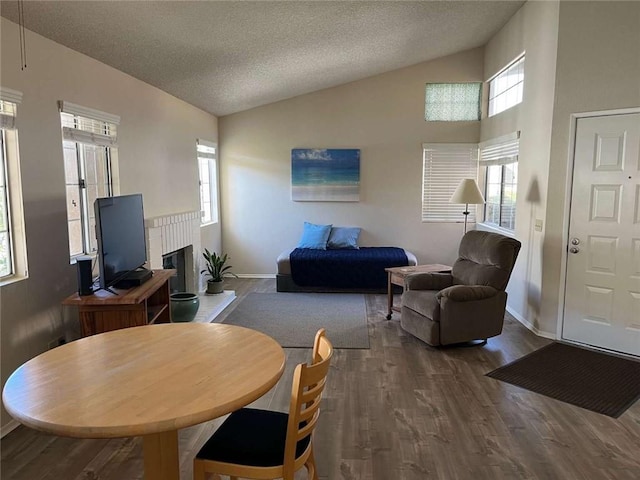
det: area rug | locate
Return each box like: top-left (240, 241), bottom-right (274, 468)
top-left (486, 342), bottom-right (640, 418)
top-left (221, 293), bottom-right (369, 349)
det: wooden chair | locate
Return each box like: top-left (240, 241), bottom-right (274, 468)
top-left (193, 329), bottom-right (334, 480)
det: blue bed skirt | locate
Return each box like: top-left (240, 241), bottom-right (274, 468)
top-left (289, 247), bottom-right (409, 290)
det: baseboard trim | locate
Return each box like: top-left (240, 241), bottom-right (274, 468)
top-left (236, 274), bottom-right (276, 279)
top-left (507, 306), bottom-right (556, 340)
top-left (1, 419), bottom-right (20, 438)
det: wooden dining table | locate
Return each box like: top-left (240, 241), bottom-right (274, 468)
top-left (2, 323), bottom-right (286, 480)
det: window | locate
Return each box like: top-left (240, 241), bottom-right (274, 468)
top-left (488, 55), bottom-right (525, 117)
top-left (425, 83), bottom-right (482, 121)
top-left (0, 87), bottom-right (27, 280)
top-left (0, 130), bottom-right (13, 277)
top-left (197, 140), bottom-right (218, 225)
top-left (480, 132), bottom-right (520, 231)
top-left (59, 101), bottom-right (120, 259)
top-left (422, 143), bottom-right (479, 222)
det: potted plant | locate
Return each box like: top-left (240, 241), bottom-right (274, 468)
top-left (201, 249), bottom-right (237, 294)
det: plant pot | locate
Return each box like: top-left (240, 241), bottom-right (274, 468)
top-left (206, 280), bottom-right (224, 294)
top-left (170, 292), bottom-right (200, 322)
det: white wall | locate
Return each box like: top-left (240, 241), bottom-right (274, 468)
top-left (480, 1), bottom-right (640, 337)
top-left (539, 1), bottom-right (640, 336)
top-left (480, 1), bottom-right (560, 335)
top-left (219, 48), bottom-right (483, 275)
top-left (0, 18), bottom-right (219, 431)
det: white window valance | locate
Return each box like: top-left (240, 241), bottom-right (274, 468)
top-left (59, 101), bottom-right (119, 147)
top-left (197, 139), bottom-right (216, 159)
top-left (0, 87), bottom-right (23, 104)
top-left (58, 101), bottom-right (120, 125)
top-left (479, 131), bottom-right (520, 166)
top-left (0, 88), bottom-right (22, 130)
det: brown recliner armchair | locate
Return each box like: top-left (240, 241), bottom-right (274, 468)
top-left (401, 230), bottom-right (521, 346)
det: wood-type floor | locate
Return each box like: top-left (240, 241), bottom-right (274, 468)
top-left (2, 278), bottom-right (639, 480)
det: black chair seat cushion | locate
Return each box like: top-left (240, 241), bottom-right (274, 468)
top-left (195, 408), bottom-right (311, 467)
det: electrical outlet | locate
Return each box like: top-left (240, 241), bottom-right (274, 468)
top-left (535, 219), bottom-right (543, 232)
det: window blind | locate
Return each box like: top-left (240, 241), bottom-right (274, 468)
top-left (197, 139), bottom-right (216, 159)
top-left (479, 131), bottom-right (520, 165)
top-left (422, 143), bottom-right (479, 222)
top-left (58, 101), bottom-right (120, 125)
top-left (59, 101), bottom-right (119, 147)
top-left (0, 88), bottom-right (22, 130)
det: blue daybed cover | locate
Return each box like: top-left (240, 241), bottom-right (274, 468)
top-left (290, 247), bottom-right (409, 289)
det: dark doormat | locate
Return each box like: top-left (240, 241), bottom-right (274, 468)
top-left (486, 342), bottom-right (640, 418)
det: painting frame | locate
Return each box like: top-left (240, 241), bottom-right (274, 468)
top-left (291, 148), bottom-right (360, 202)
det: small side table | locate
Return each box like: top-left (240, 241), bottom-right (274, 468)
top-left (385, 264), bottom-right (451, 319)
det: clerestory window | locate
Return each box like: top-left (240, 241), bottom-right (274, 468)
top-left (488, 55), bottom-right (525, 117)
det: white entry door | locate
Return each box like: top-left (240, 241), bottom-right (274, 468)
top-left (562, 112), bottom-right (640, 357)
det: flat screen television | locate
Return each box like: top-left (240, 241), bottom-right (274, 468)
top-left (94, 194), bottom-right (148, 290)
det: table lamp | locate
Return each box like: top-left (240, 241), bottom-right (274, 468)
top-left (450, 178), bottom-right (485, 233)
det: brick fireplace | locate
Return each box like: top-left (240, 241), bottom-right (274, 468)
top-left (145, 211), bottom-right (201, 293)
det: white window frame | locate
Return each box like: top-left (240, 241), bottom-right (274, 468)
top-left (0, 87), bottom-right (27, 283)
top-left (0, 130), bottom-right (14, 278)
top-left (59, 101), bottom-right (120, 260)
top-left (488, 54), bottom-right (525, 117)
top-left (425, 83), bottom-right (482, 122)
top-left (197, 139), bottom-right (218, 225)
top-left (422, 143), bottom-right (479, 223)
top-left (479, 132), bottom-right (520, 232)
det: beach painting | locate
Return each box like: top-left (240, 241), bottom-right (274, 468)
top-left (291, 148), bottom-right (360, 202)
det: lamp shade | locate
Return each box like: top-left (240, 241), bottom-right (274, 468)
top-left (449, 179), bottom-right (485, 204)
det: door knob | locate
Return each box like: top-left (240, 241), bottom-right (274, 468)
top-left (571, 238), bottom-right (580, 245)
top-left (569, 247), bottom-right (580, 254)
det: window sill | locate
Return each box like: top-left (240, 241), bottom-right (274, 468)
top-left (0, 272), bottom-right (29, 288)
top-left (200, 221), bottom-right (218, 228)
top-left (476, 222), bottom-right (516, 238)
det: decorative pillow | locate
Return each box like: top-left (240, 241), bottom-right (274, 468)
top-left (297, 222), bottom-right (332, 250)
top-left (327, 226), bottom-right (361, 249)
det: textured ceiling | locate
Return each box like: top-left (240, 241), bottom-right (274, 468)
top-left (1, 1), bottom-right (524, 116)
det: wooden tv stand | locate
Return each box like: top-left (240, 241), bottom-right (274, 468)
top-left (62, 269), bottom-right (175, 337)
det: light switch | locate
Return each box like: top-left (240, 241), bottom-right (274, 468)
top-left (535, 219), bottom-right (543, 232)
